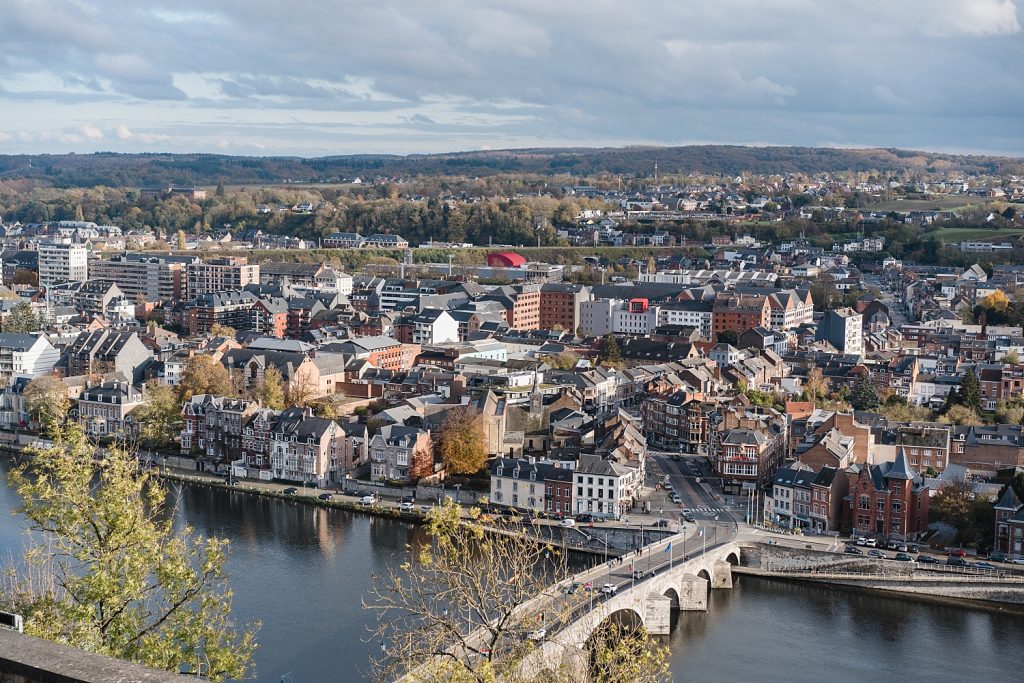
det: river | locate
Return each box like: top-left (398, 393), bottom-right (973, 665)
top-left (1, 462), bottom-right (1022, 682)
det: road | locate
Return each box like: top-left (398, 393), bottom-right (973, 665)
top-left (650, 452), bottom-right (733, 522)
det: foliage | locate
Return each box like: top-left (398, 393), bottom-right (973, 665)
top-left (994, 400), bottom-right (1024, 425)
top-left (305, 397), bottom-right (339, 419)
top-left (23, 376), bottom-right (69, 431)
top-left (541, 351), bottom-right (582, 370)
top-left (1002, 350), bottom-right (1020, 365)
top-left (209, 323), bottom-right (237, 338)
top-left (177, 355), bottom-right (233, 401)
top-left (803, 366), bottom-right (827, 403)
top-left (364, 500), bottom-right (668, 683)
top-left (956, 368), bottom-right (982, 413)
top-left (930, 479), bottom-right (974, 531)
top-left (600, 333), bottom-right (622, 365)
top-left (254, 366), bottom-right (285, 410)
top-left (132, 381), bottom-right (183, 449)
top-left (3, 302), bottom-right (39, 333)
top-left (438, 407), bottom-right (488, 475)
top-left (4, 421), bottom-right (258, 680)
top-left (716, 330), bottom-right (738, 345)
top-left (875, 396), bottom-right (934, 423)
top-left (849, 376), bottom-right (880, 411)
top-left (939, 404), bottom-right (983, 426)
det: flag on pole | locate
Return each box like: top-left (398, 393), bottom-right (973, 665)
top-left (628, 563), bottom-right (633, 572)
top-left (697, 528), bottom-right (704, 537)
top-left (664, 542), bottom-right (672, 553)
top-left (583, 581), bottom-right (593, 589)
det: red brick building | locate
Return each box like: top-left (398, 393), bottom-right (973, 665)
top-left (712, 292), bottom-right (771, 339)
top-left (544, 466), bottom-right (575, 516)
top-left (845, 447), bottom-right (930, 539)
top-left (539, 282), bottom-right (590, 332)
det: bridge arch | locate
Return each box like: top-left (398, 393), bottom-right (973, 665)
top-left (697, 568), bottom-right (712, 584)
top-left (725, 551), bottom-right (740, 566)
top-left (663, 587), bottom-right (680, 610)
top-left (586, 607), bottom-right (647, 675)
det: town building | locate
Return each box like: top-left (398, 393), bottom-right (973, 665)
top-left (185, 257), bottom-right (260, 296)
top-left (846, 447), bottom-right (930, 539)
top-left (65, 330), bottom-right (152, 384)
top-left (76, 380), bottom-right (144, 437)
top-left (0, 333), bottom-right (60, 384)
top-left (816, 307), bottom-right (864, 356)
top-left (89, 254), bottom-right (188, 303)
top-left (38, 240), bottom-right (88, 289)
top-left (369, 424), bottom-right (434, 483)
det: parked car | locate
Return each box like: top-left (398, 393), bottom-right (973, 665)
top-left (844, 546), bottom-right (864, 555)
top-left (559, 518), bottom-right (576, 528)
top-left (318, 493), bottom-right (333, 501)
top-left (282, 487), bottom-right (298, 495)
top-left (864, 539), bottom-right (878, 548)
top-left (527, 628), bottom-right (546, 641)
top-left (359, 495), bottom-right (377, 505)
top-left (973, 561), bottom-right (998, 571)
top-left (855, 537), bottom-right (867, 546)
top-left (1010, 558), bottom-right (1024, 565)
top-left (399, 502), bottom-right (414, 512)
top-left (948, 548), bottom-right (968, 557)
top-left (885, 541), bottom-right (899, 550)
top-left (897, 544), bottom-right (909, 553)
top-left (575, 513), bottom-right (595, 523)
top-left (868, 549), bottom-right (885, 558)
top-left (917, 555), bottom-right (940, 564)
top-left (893, 553), bottom-right (914, 562)
top-left (670, 494), bottom-right (682, 504)
top-left (400, 495), bottom-right (415, 504)
top-left (988, 551), bottom-right (1009, 562)
top-left (601, 583), bottom-right (618, 595)
top-left (681, 510), bottom-right (696, 523)
top-left (946, 557), bottom-right (970, 567)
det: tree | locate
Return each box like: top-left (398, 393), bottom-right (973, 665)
top-left (3, 301), bottom-right (39, 333)
top-left (365, 501), bottom-right (668, 683)
top-left (804, 366), bottom-right (826, 402)
top-left (1002, 350), bottom-right (1020, 365)
top-left (132, 381), bottom-right (183, 449)
top-left (178, 355), bottom-right (233, 401)
top-left (255, 366), bottom-right (285, 410)
top-left (849, 375), bottom-right (880, 411)
top-left (4, 421), bottom-right (258, 681)
top-left (215, 181), bottom-right (226, 198)
top-left (23, 376), bottom-right (69, 431)
top-left (601, 333), bottom-right (622, 365)
top-left (994, 400), bottom-right (1024, 425)
top-left (930, 479), bottom-right (973, 531)
top-left (541, 351), bottom-right (581, 370)
top-left (209, 323), bottom-right (236, 338)
top-left (939, 404), bottom-right (983, 426)
top-left (716, 330), bottom-right (738, 345)
top-left (306, 397), bottom-right (338, 419)
top-left (176, 229), bottom-right (187, 250)
top-left (980, 290), bottom-right (1010, 314)
top-left (957, 368), bottom-right (982, 413)
top-left (285, 369), bottom-right (316, 409)
top-left (438, 407), bottom-right (488, 475)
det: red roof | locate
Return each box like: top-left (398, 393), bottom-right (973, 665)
top-left (487, 252), bottom-right (527, 268)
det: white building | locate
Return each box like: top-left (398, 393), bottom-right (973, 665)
top-left (612, 300), bottom-right (660, 335)
top-left (579, 299), bottom-right (619, 336)
top-left (38, 240), bottom-right (88, 289)
top-left (0, 333), bottom-right (61, 385)
top-left (411, 309), bottom-right (459, 345)
top-left (573, 454), bottom-right (640, 519)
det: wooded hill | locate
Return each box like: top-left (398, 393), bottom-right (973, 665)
top-left (0, 146), bottom-right (1021, 188)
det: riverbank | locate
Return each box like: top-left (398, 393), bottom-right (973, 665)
top-left (155, 468), bottom-right (662, 558)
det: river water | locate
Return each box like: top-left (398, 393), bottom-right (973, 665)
top-left (1, 463), bottom-right (1022, 682)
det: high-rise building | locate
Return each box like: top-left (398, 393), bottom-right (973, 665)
top-left (38, 241), bottom-right (88, 289)
top-left (186, 257), bottom-right (260, 296)
top-left (817, 307), bottom-right (863, 357)
top-left (89, 254), bottom-right (190, 302)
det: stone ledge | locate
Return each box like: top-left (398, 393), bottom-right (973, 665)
top-left (0, 629), bottom-right (182, 683)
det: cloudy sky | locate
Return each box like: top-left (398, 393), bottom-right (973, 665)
top-left (1, 0), bottom-right (1022, 156)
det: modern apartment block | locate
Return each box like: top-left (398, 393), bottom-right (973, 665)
top-left (38, 240), bottom-right (88, 289)
top-left (89, 254), bottom-right (189, 302)
top-left (185, 257), bottom-right (260, 296)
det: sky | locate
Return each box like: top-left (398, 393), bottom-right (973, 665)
top-left (0, 0), bottom-right (1022, 157)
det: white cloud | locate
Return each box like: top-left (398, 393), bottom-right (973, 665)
top-left (0, 0), bottom-right (1019, 155)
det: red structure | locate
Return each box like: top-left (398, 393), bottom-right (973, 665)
top-left (487, 252), bottom-right (527, 268)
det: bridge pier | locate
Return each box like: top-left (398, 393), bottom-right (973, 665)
top-left (644, 593), bottom-right (672, 635)
top-left (712, 561), bottom-right (733, 589)
top-left (678, 574), bottom-right (708, 611)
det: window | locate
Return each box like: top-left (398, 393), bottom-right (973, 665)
top-left (858, 495), bottom-right (870, 511)
top-left (876, 499), bottom-right (885, 512)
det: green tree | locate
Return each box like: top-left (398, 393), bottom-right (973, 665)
top-left (23, 376), bottom-right (69, 431)
top-left (957, 368), bottom-right (982, 413)
top-left (601, 333), bottom-right (623, 364)
top-left (1002, 350), bottom-right (1019, 365)
top-left (438, 407), bottom-right (488, 475)
top-left (215, 181), bottom-right (226, 198)
top-left (929, 478), bottom-right (973, 531)
top-left (849, 375), bottom-right (880, 411)
top-left (132, 381), bottom-right (183, 449)
top-left (255, 366), bottom-right (285, 410)
top-left (5, 421), bottom-right (258, 680)
top-left (176, 229), bottom-right (187, 250)
top-left (209, 323), bottom-right (236, 338)
top-left (716, 330), bottom-right (739, 345)
top-left (178, 355), bottom-right (233, 401)
top-left (3, 302), bottom-right (39, 333)
top-left (305, 397), bottom-right (338, 419)
top-left (994, 400), bottom-right (1024, 425)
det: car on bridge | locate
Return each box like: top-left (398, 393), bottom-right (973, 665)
top-left (527, 628), bottom-right (546, 641)
top-left (972, 561), bottom-right (998, 571)
top-left (601, 583), bottom-right (618, 595)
